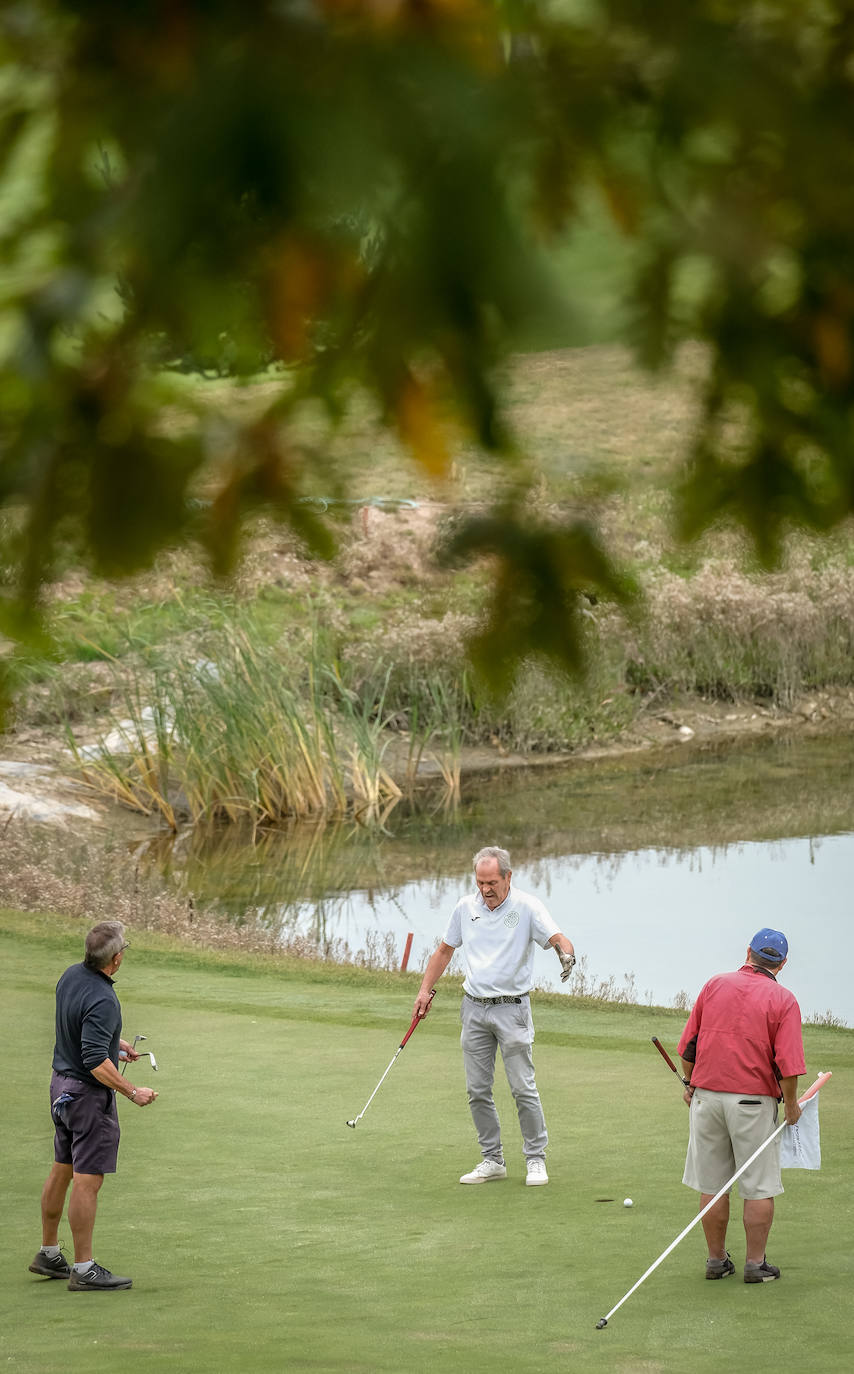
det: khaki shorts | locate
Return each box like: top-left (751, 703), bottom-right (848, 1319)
top-left (683, 1089), bottom-right (782, 1200)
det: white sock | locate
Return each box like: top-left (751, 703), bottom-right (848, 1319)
top-left (41, 1245), bottom-right (61, 1259)
top-left (73, 1260), bottom-right (94, 1273)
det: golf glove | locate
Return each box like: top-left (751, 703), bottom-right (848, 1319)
top-left (558, 950), bottom-right (576, 983)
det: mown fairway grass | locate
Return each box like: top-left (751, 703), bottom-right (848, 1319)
top-left (2, 912), bottom-right (851, 1373)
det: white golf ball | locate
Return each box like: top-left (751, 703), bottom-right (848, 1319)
top-left (623, 1198), bottom-right (633, 1207)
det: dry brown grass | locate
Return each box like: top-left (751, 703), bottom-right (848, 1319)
top-left (624, 556), bottom-right (854, 705)
top-left (6, 342), bottom-right (854, 772)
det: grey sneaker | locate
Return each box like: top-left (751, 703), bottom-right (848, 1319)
top-left (744, 1257), bottom-right (780, 1284)
top-left (29, 1250), bottom-right (71, 1280)
top-left (459, 1159), bottom-right (507, 1184)
top-left (525, 1158), bottom-right (549, 1186)
top-left (67, 1262), bottom-right (132, 1291)
top-left (705, 1252), bottom-right (735, 1280)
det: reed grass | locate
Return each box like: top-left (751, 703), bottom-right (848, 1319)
top-left (326, 663), bottom-right (403, 820)
top-left (61, 546), bottom-right (854, 833)
top-left (67, 628), bottom-right (415, 829)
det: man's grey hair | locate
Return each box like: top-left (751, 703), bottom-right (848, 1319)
top-left (473, 846), bottom-right (512, 877)
top-left (84, 921), bottom-right (127, 970)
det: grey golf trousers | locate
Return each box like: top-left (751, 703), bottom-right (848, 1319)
top-left (460, 994), bottom-right (548, 1162)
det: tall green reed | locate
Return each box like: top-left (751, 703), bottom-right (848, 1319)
top-left (69, 627), bottom-right (404, 829)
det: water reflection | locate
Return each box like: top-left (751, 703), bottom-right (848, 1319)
top-left (142, 732), bottom-right (854, 1024)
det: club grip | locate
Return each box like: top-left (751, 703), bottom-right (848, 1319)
top-left (652, 1036), bottom-right (690, 1086)
top-left (651, 1036), bottom-right (678, 1073)
top-left (400, 988), bottom-right (435, 1048)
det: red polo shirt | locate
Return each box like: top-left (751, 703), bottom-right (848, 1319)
top-left (677, 964), bottom-right (805, 1097)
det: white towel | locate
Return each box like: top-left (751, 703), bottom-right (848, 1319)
top-left (780, 1094), bottom-right (821, 1169)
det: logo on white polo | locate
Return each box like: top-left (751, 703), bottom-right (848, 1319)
top-left (503, 910), bottom-right (520, 929)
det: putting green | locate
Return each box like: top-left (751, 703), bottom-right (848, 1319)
top-left (1, 912), bottom-right (851, 1372)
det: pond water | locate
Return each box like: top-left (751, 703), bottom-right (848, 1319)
top-left (149, 731), bottom-right (854, 1025)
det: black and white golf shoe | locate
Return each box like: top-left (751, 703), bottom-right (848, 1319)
top-left (28, 1250), bottom-right (71, 1280)
top-left (744, 1257), bottom-right (781, 1283)
top-left (67, 1261), bottom-right (133, 1291)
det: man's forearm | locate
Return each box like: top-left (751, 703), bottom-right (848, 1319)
top-left (91, 1058), bottom-right (135, 1099)
top-left (419, 946), bottom-right (452, 994)
top-left (548, 934), bottom-right (576, 982)
top-left (548, 934), bottom-right (574, 956)
top-left (779, 1073), bottom-right (802, 1124)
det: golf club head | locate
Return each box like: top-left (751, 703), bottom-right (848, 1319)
top-left (596, 1319), bottom-right (608, 1330)
top-left (346, 1119), bottom-right (357, 1129)
top-left (132, 1034), bottom-right (147, 1049)
top-left (148, 1051), bottom-right (158, 1071)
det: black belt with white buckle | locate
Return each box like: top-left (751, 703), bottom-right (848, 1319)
top-left (464, 992), bottom-right (526, 1005)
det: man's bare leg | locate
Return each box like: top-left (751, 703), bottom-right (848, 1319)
top-left (68, 1172), bottom-right (104, 1262)
top-left (700, 1192), bottom-right (729, 1260)
top-left (743, 1197), bottom-right (774, 1265)
top-left (40, 1162), bottom-right (73, 1246)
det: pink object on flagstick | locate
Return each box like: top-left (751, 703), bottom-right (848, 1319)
top-left (797, 1070), bottom-right (831, 1103)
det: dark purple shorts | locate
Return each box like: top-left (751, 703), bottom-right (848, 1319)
top-left (50, 1071), bottom-right (120, 1175)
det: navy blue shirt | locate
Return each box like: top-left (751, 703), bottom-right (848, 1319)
top-left (52, 963), bottom-right (122, 1086)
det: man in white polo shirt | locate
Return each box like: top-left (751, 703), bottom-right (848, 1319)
top-left (413, 845), bottom-right (576, 1187)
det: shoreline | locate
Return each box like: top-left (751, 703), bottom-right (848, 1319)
top-left (396, 684), bottom-right (854, 783)
top-left (2, 685), bottom-right (854, 830)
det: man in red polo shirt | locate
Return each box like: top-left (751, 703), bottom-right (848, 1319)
top-left (677, 928), bottom-right (805, 1285)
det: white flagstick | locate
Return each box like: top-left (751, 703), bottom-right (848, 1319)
top-left (595, 1071), bottom-right (832, 1329)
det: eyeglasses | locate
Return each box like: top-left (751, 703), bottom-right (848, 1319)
top-left (120, 942), bottom-right (131, 952)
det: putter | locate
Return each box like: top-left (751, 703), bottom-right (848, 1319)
top-left (595, 1071), bottom-right (832, 1329)
top-left (651, 1036), bottom-right (691, 1087)
top-left (120, 1034), bottom-right (147, 1076)
top-left (346, 990), bottom-right (435, 1129)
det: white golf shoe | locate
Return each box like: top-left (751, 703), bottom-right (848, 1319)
top-left (525, 1158), bottom-right (549, 1186)
top-left (459, 1159), bottom-right (507, 1184)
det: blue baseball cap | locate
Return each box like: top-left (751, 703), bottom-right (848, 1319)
top-left (749, 928), bottom-right (788, 964)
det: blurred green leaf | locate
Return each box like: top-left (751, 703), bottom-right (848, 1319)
top-left (440, 507), bottom-right (638, 691)
top-left (3, 0), bottom-right (854, 686)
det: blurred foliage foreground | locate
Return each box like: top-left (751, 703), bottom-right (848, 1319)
top-left (3, 1), bottom-right (854, 718)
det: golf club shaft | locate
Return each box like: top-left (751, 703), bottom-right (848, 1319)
top-left (348, 989), bottom-right (435, 1127)
top-left (350, 1046), bottom-right (405, 1125)
top-left (120, 1034), bottom-right (147, 1076)
top-left (597, 1070), bottom-right (832, 1328)
top-left (651, 1036), bottom-right (690, 1087)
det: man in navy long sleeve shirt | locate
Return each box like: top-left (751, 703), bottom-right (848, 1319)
top-left (29, 921), bottom-right (158, 1292)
